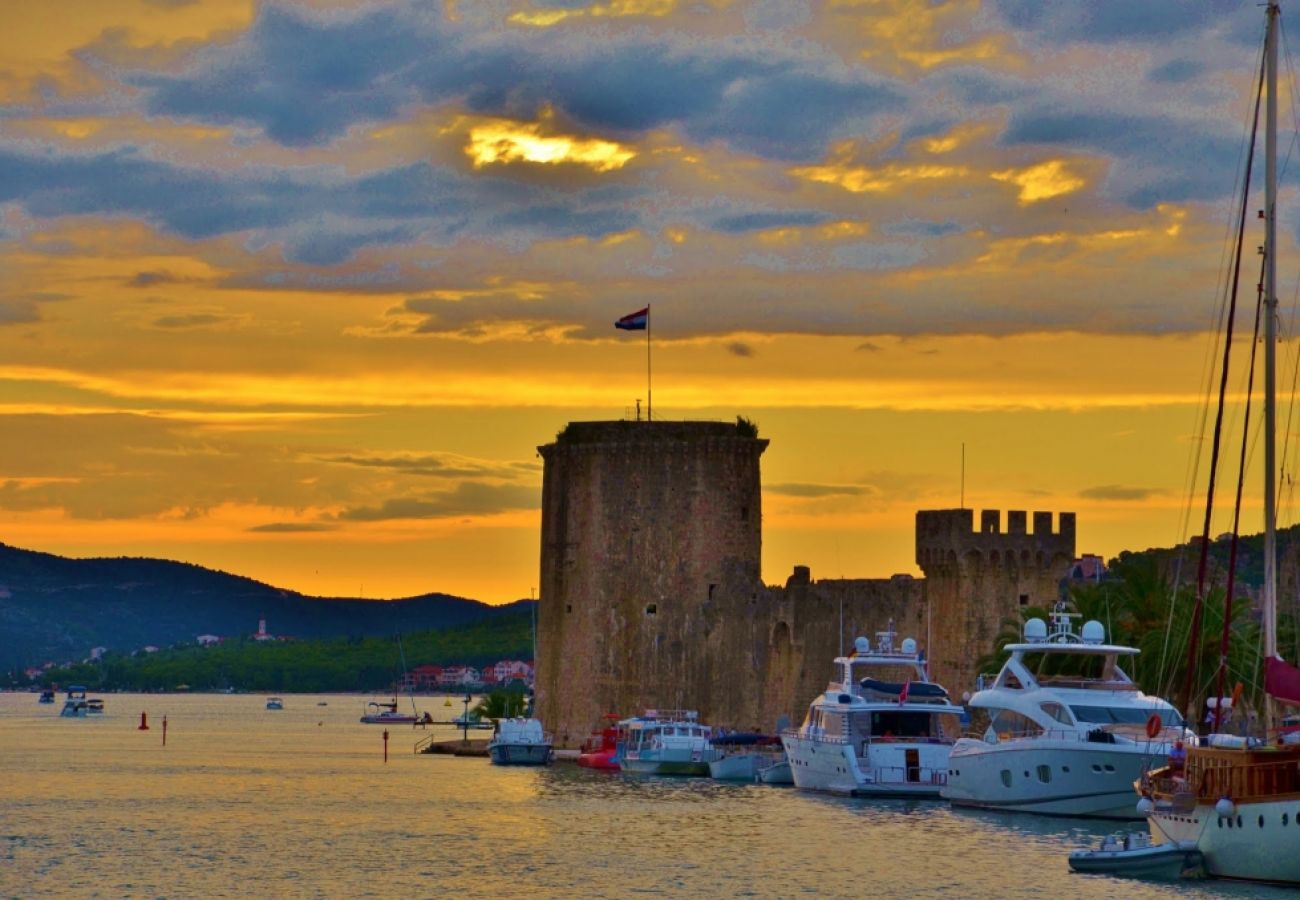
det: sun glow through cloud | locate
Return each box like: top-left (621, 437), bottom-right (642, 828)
top-left (466, 117), bottom-right (637, 171)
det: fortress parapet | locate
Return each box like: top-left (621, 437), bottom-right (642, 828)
top-left (916, 508), bottom-right (1077, 696)
top-left (916, 508), bottom-right (1076, 574)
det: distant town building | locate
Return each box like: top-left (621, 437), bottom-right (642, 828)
top-left (402, 664), bottom-right (443, 692)
top-left (196, 634), bottom-right (221, 646)
top-left (490, 660), bottom-right (533, 684)
top-left (437, 665), bottom-right (480, 687)
top-left (89, 646), bottom-right (108, 661)
top-left (252, 616), bottom-right (275, 641)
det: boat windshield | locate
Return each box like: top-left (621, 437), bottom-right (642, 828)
top-left (1069, 705), bottom-right (1183, 728)
top-left (858, 710), bottom-right (962, 742)
top-left (1024, 651), bottom-right (1130, 685)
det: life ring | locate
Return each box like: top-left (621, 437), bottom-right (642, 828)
top-left (1145, 713), bottom-right (1162, 739)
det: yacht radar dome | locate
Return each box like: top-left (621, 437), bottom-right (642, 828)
top-left (901, 638), bottom-right (917, 655)
top-left (1081, 620), bottom-right (1105, 645)
top-left (1024, 618), bottom-right (1048, 643)
top-left (853, 636), bottom-right (870, 655)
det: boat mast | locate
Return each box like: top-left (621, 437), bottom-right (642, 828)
top-left (1264, 0), bottom-right (1280, 734)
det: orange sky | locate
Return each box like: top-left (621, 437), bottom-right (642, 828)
top-left (0, 1), bottom-right (1295, 602)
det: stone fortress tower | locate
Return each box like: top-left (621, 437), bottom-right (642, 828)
top-left (535, 420), bottom-right (768, 746)
top-left (916, 509), bottom-right (1076, 695)
top-left (534, 417), bottom-right (1078, 747)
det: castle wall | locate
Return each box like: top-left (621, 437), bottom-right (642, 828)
top-left (916, 508), bottom-right (1075, 694)
top-left (535, 419), bottom-right (1076, 745)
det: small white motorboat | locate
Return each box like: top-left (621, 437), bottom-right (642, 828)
top-left (757, 757), bottom-right (794, 785)
top-left (1068, 832), bottom-right (1203, 880)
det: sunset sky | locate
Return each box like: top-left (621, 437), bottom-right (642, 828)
top-left (0, 0), bottom-right (1295, 603)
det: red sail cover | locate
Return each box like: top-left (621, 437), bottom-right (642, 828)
top-left (1265, 656), bottom-right (1300, 706)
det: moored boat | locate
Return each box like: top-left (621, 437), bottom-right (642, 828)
top-left (708, 732), bottom-right (781, 781)
top-left (487, 717), bottom-right (554, 766)
top-left (756, 756), bottom-right (794, 785)
top-left (38, 689), bottom-right (55, 704)
top-left (619, 710), bottom-right (719, 776)
top-left (577, 713), bottom-right (621, 770)
top-left (1068, 832), bottom-right (1202, 880)
top-left (85, 698), bottom-right (105, 715)
top-left (265, 697), bottom-right (284, 710)
top-left (943, 608), bottom-right (1188, 819)
top-left (1138, 3), bottom-right (1300, 885)
top-left (359, 700), bottom-right (417, 725)
top-left (781, 626), bottom-right (960, 797)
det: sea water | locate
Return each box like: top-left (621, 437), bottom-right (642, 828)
top-left (0, 692), bottom-right (1281, 898)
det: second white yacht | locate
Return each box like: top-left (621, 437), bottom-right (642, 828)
top-left (782, 626), bottom-right (961, 797)
top-left (942, 605), bottom-right (1190, 819)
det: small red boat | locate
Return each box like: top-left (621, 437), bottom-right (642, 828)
top-left (577, 713), bottom-right (622, 770)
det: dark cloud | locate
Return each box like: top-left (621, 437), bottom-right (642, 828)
top-left (128, 270), bottom-right (185, 287)
top-left (325, 454), bottom-right (538, 479)
top-left (1148, 59), bottom-right (1206, 85)
top-left (150, 313), bottom-right (236, 329)
top-left (713, 210), bottom-right (831, 234)
top-left (1079, 484), bottom-right (1161, 501)
top-left (989, 1), bottom-right (1250, 45)
top-left (126, 1), bottom-right (902, 161)
top-left (726, 342), bottom-right (754, 358)
top-left (337, 482), bottom-right (539, 521)
top-left (247, 522), bottom-right (339, 533)
top-left (767, 482), bottom-right (872, 498)
top-left (1001, 110), bottom-right (1240, 207)
top-left (855, 342), bottom-right (883, 353)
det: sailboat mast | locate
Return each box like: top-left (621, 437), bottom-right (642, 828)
top-left (1264, 0), bottom-right (1280, 733)
top-left (1265, 1), bottom-right (1279, 662)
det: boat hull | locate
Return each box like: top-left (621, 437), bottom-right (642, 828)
top-left (577, 750), bottom-right (619, 771)
top-left (360, 715), bottom-right (417, 724)
top-left (1150, 798), bottom-right (1300, 884)
top-left (621, 751), bottom-right (715, 777)
top-left (782, 733), bottom-right (949, 797)
top-left (709, 752), bottom-right (771, 781)
top-left (943, 738), bottom-right (1161, 819)
top-left (488, 742), bottom-right (553, 766)
top-left (757, 760), bottom-right (793, 785)
top-left (1068, 840), bottom-right (1202, 879)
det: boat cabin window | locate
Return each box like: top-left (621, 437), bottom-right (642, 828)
top-left (1026, 652), bottom-right (1130, 685)
top-left (1068, 705), bottom-right (1183, 728)
top-left (1039, 702), bottom-right (1073, 726)
top-left (987, 709), bottom-right (1044, 739)
top-left (995, 671), bottom-right (1024, 690)
top-left (815, 710), bottom-right (846, 737)
top-left (861, 710), bottom-right (961, 742)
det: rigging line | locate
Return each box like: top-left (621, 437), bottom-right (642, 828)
top-left (1278, 14), bottom-right (1300, 527)
top-left (1181, 45), bottom-right (1265, 722)
top-left (1216, 255), bottom-right (1265, 731)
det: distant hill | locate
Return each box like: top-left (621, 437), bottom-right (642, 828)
top-left (0, 543), bottom-right (526, 670)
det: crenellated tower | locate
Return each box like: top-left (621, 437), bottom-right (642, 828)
top-left (916, 508), bottom-right (1076, 696)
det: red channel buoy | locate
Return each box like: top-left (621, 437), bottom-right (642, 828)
top-left (138, 711), bottom-right (149, 730)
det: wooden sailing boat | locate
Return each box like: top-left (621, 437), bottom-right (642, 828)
top-left (1142, 2), bottom-right (1300, 884)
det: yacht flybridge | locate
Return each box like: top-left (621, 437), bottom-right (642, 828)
top-left (943, 606), bottom-right (1187, 819)
top-left (781, 626), bottom-right (960, 797)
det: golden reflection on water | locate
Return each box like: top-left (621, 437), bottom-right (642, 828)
top-left (0, 693), bottom-right (1272, 898)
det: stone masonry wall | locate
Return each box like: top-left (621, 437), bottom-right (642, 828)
top-left (916, 508), bottom-right (1076, 695)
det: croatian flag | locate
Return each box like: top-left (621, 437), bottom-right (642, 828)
top-left (614, 306), bottom-right (649, 330)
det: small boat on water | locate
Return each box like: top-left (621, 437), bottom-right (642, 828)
top-left (577, 714), bottom-right (621, 770)
top-left (265, 697), bottom-right (284, 710)
top-left (708, 732), bottom-right (782, 781)
top-left (59, 686), bottom-right (89, 718)
top-left (359, 700), bottom-right (418, 725)
top-left (487, 718), bottom-right (554, 766)
top-left (38, 689), bottom-right (55, 704)
top-left (619, 710), bottom-right (719, 776)
top-left (85, 698), bottom-right (105, 715)
top-left (1068, 832), bottom-right (1203, 880)
top-left (756, 756), bottom-right (794, 785)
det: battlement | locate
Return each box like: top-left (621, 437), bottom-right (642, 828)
top-left (914, 508), bottom-right (1076, 571)
top-left (539, 420), bottom-right (768, 458)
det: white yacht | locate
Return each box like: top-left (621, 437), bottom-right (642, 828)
top-left (619, 710), bottom-right (719, 776)
top-left (943, 607), bottom-right (1188, 819)
top-left (487, 717), bottom-right (554, 766)
top-left (781, 628), bottom-right (961, 797)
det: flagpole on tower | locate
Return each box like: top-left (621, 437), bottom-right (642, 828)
top-left (646, 304), bottom-right (652, 421)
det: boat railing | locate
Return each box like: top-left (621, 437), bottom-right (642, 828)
top-left (858, 765), bottom-right (948, 787)
top-left (965, 725), bottom-right (1160, 745)
top-left (1154, 755), bottom-right (1300, 802)
top-left (413, 734), bottom-right (437, 754)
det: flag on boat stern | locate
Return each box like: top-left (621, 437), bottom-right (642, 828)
top-left (615, 307), bottom-right (649, 330)
top-left (1265, 656), bottom-right (1300, 705)
top-left (898, 680), bottom-right (910, 706)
